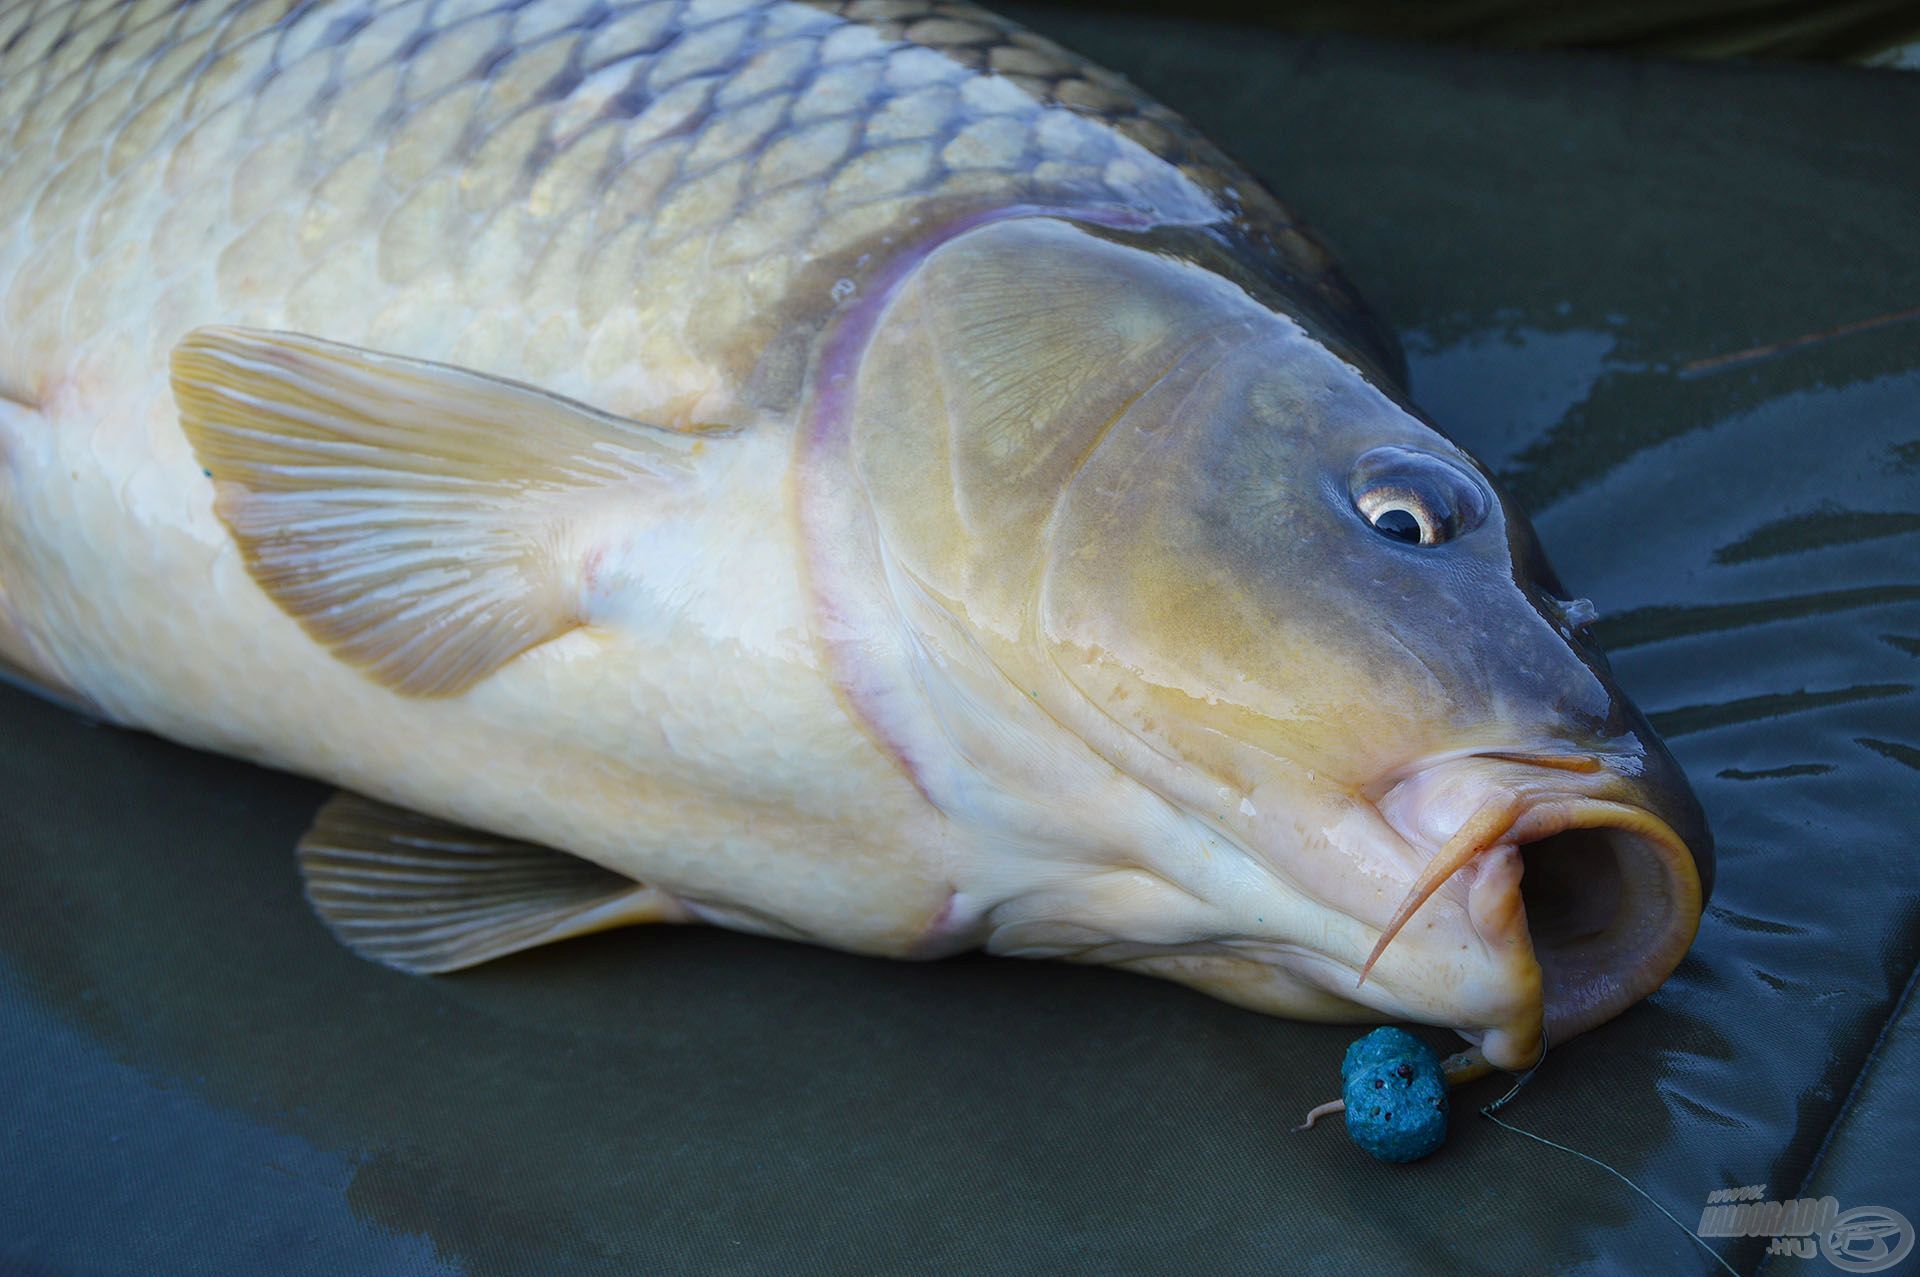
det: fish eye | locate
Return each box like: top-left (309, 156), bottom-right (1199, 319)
top-left (1349, 447), bottom-right (1490, 547)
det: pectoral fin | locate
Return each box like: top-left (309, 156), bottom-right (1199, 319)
top-left (298, 792), bottom-right (684, 973)
top-left (171, 327), bottom-right (722, 696)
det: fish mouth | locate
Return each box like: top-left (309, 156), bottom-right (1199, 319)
top-left (1369, 764), bottom-right (1706, 1071)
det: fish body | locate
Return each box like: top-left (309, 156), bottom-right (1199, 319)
top-left (0, 0), bottom-right (1709, 1068)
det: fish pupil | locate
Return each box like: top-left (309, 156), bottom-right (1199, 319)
top-left (1372, 507), bottom-right (1423, 543)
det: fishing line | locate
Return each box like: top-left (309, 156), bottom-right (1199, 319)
top-left (1478, 1034), bottom-right (1741, 1277)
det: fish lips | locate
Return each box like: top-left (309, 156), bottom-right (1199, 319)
top-left (1369, 749), bottom-right (1708, 1071)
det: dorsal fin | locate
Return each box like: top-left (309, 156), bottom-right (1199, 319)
top-left (298, 792), bottom-right (684, 974)
top-left (171, 327), bottom-right (724, 696)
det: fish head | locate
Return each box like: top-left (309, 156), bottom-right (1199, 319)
top-left (833, 216), bottom-right (1709, 1067)
top-left (1036, 325), bottom-right (1711, 1067)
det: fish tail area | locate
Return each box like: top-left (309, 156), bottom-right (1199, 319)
top-left (0, 579), bottom-right (41, 689)
top-left (0, 582), bottom-right (74, 702)
top-left (0, 392), bottom-right (45, 677)
top-left (0, 390), bottom-right (94, 713)
top-left (0, 580), bottom-right (46, 693)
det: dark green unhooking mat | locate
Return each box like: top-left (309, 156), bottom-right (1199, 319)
top-left (4, 10), bottom-right (1919, 1275)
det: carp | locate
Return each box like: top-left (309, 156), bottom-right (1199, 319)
top-left (0, 0), bottom-right (1709, 1077)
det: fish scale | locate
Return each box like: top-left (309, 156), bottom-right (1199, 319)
top-left (0, 0), bottom-right (1356, 422)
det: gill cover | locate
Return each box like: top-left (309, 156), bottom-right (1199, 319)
top-left (848, 217), bottom-right (1275, 641)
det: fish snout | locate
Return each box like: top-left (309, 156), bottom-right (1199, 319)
top-left (1373, 749), bottom-right (1708, 1070)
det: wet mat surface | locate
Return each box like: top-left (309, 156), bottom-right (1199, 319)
top-left (4, 8), bottom-right (1919, 1275)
